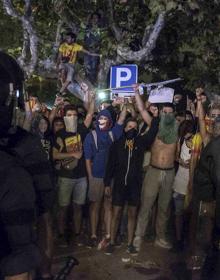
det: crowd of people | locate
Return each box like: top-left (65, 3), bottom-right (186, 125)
top-left (1, 25), bottom-right (220, 280)
top-left (9, 78), bottom-right (220, 270)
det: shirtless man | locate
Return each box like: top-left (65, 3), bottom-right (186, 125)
top-left (133, 85), bottom-right (178, 250)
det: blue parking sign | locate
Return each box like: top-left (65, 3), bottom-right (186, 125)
top-left (110, 65), bottom-right (138, 95)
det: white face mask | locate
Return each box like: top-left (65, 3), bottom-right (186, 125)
top-left (98, 118), bottom-right (109, 130)
top-left (64, 115), bottom-right (78, 133)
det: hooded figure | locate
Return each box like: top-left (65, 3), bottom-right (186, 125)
top-left (103, 117), bottom-right (159, 253)
top-left (84, 109), bottom-right (120, 179)
top-left (84, 108), bottom-right (124, 246)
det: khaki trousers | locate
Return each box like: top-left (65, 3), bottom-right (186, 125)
top-left (135, 166), bottom-right (175, 239)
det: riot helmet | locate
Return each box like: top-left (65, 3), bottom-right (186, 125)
top-left (0, 51), bottom-right (24, 136)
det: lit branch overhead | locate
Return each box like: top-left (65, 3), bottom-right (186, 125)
top-left (2, 0), bottom-right (38, 75)
top-left (117, 12), bottom-right (166, 62)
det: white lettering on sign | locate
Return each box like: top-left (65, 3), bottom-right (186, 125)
top-left (116, 68), bottom-right (132, 88)
top-left (148, 87), bottom-right (174, 103)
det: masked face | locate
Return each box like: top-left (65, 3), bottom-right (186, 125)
top-left (125, 128), bottom-right (138, 140)
top-left (161, 112), bottom-right (175, 125)
top-left (98, 116), bottom-right (110, 131)
top-left (64, 115), bottom-right (78, 133)
top-left (158, 111), bottom-right (178, 144)
top-left (124, 120), bottom-right (138, 139)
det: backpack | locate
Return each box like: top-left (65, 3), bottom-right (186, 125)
top-left (91, 130), bottom-right (114, 150)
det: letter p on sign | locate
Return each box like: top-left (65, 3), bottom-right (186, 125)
top-left (110, 64), bottom-right (138, 97)
top-left (116, 68), bottom-right (132, 88)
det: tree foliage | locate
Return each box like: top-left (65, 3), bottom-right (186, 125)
top-left (0, 0), bottom-right (220, 94)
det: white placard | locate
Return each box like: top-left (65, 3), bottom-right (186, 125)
top-left (148, 87), bottom-right (174, 103)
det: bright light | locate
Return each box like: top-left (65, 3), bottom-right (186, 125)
top-left (97, 91), bottom-right (106, 100)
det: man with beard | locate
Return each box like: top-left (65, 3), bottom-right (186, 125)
top-left (104, 117), bottom-right (159, 255)
top-left (133, 86), bottom-right (178, 251)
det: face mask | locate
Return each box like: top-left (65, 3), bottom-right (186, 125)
top-left (64, 115), bottom-right (78, 133)
top-left (98, 118), bottom-right (110, 131)
top-left (125, 128), bottom-right (138, 140)
top-left (158, 112), bottom-right (178, 144)
top-left (161, 112), bottom-right (175, 125)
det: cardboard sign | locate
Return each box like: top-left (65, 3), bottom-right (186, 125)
top-left (148, 87), bottom-right (174, 103)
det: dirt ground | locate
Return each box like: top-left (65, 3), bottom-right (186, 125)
top-left (52, 239), bottom-right (201, 280)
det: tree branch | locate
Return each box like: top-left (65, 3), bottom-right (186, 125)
top-left (142, 24), bottom-right (153, 46)
top-left (2, 0), bottom-right (19, 17)
top-left (117, 12), bottom-right (166, 62)
top-left (18, 27), bottom-right (29, 67)
top-left (2, 0), bottom-right (39, 75)
top-left (55, 19), bottom-right (63, 48)
top-left (24, 0), bottom-right (32, 17)
top-left (107, 0), bottom-right (122, 42)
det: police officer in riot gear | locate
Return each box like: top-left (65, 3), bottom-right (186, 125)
top-left (0, 52), bottom-right (54, 280)
top-left (193, 119), bottom-right (220, 280)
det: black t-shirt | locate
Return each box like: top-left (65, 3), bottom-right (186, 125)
top-left (53, 123), bottom-right (89, 179)
top-left (72, 123), bottom-right (89, 178)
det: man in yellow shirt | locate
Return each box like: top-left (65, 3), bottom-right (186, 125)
top-left (57, 32), bottom-right (100, 95)
top-left (57, 32), bottom-right (100, 67)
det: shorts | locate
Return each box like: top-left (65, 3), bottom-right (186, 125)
top-left (112, 183), bottom-right (141, 207)
top-left (173, 192), bottom-right (185, 215)
top-left (88, 177), bottom-right (104, 202)
top-left (58, 177), bottom-right (87, 207)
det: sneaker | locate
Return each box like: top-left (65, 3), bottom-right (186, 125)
top-left (105, 243), bottom-right (115, 255)
top-left (127, 244), bottom-right (138, 256)
top-left (57, 234), bottom-right (68, 248)
top-left (154, 238), bottom-right (172, 249)
top-left (86, 237), bottom-right (98, 248)
top-left (97, 237), bottom-right (110, 250)
top-left (187, 255), bottom-right (206, 270)
top-left (133, 236), bottom-right (142, 252)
